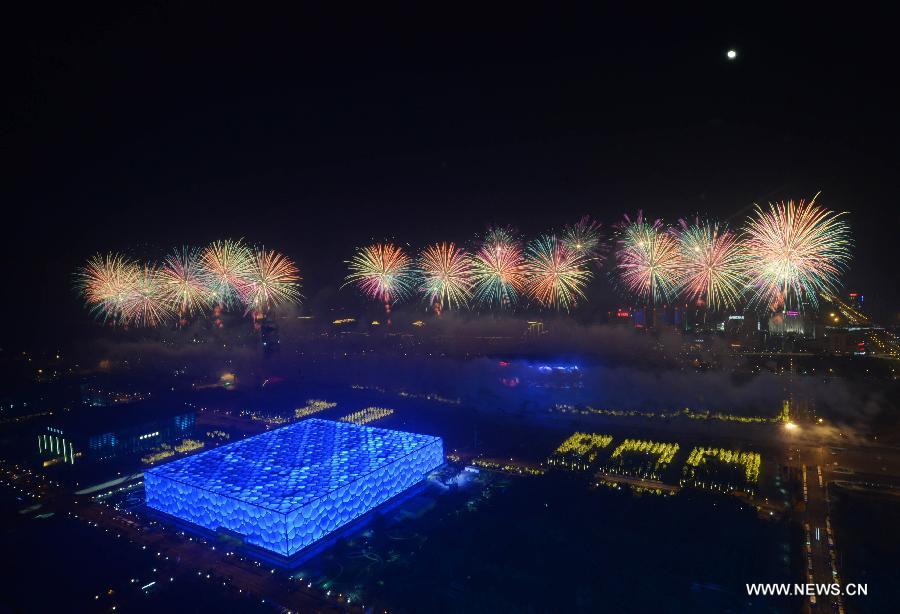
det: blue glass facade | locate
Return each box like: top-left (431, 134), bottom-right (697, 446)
top-left (144, 418), bottom-right (443, 556)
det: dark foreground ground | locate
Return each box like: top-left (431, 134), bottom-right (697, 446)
top-left (829, 486), bottom-right (900, 614)
top-left (1, 468), bottom-right (798, 613)
top-left (298, 472), bottom-right (797, 613)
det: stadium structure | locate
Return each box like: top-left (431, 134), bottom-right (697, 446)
top-left (144, 418), bottom-right (444, 557)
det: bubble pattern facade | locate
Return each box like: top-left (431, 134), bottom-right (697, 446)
top-left (144, 418), bottom-right (443, 556)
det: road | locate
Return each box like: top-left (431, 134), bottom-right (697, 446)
top-left (796, 447), bottom-right (843, 613)
top-left (790, 439), bottom-right (900, 614)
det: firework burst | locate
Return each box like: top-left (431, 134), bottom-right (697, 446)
top-left (674, 219), bottom-right (750, 310)
top-left (344, 242), bottom-right (417, 304)
top-left (75, 252), bottom-right (139, 323)
top-left (743, 196), bottom-right (851, 310)
top-left (562, 216), bottom-right (605, 262)
top-left (418, 242), bottom-right (475, 310)
top-left (201, 239), bottom-right (253, 309)
top-left (615, 213), bottom-right (684, 304)
top-left (471, 237), bottom-right (526, 309)
top-left (160, 247), bottom-right (212, 318)
top-left (119, 264), bottom-right (174, 327)
top-left (523, 234), bottom-right (592, 310)
top-left (244, 248), bottom-right (302, 314)
top-left (482, 225), bottom-right (517, 247)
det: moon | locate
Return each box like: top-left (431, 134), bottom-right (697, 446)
top-left (726, 49), bottom-right (737, 60)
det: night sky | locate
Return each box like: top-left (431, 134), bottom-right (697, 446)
top-left (7, 6), bottom-right (899, 349)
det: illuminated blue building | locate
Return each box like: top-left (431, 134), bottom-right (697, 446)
top-left (144, 418), bottom-right (443, 557)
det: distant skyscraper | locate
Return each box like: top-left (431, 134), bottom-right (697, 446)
top-left (768, 311), bottom-right (814, 337)
top-left (847, 292), bottom-right (864, 309)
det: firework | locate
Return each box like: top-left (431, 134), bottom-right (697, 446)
top-left (743, 196), bottom-right (851, 310)
top-left (615, 213), bottom-right (683, 304)
top-left (201, 239), bottom-right (253, 309)
top-left (75, 252), bottom-right (139, 323)
top-left (562, 216), bottom-right (605, 262)
top-left (483, 225), bottom-right (517, 248)
top-left (160, 247), bottom-right (212, 318)
top-left (471, 233), bottom-right (525, 308)
top-left (674, 220), bottom-right (750, 310)
top-left (523, 234), bottom-right (592, 310)
top-left (344, 243), bottom-right (417, 304)
top-left (418, 242), bottom-right (475, 310)
top-left (119, 264), bottom-right (174, 327)
top-left (244, 248), bottom-right (302, 313)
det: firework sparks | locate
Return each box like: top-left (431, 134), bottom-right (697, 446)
top-left (245, 248), bottom-right (302, 313)
top-left (523, 234), bottom-right (592, 310)
top-left (119, 264), bottom-right (174, 327)
top-left (160, 247), bottom-right (212, 318)
top-left (743, 196), bottom-right (851, 310)
top-left (483, 225), bottom-right (517, 248)
top-left (562, 216), bottom-right (605, 262)
top-left (674, 220), bottom-right (750, 310)
top-left (75, 252), bottom-right (139, 323)
top-left (419, 242), bottom-right (475, 310)
top-left (201, 239), bottom-right (253, 309)
top-left (344, 242), bottom-right (416, 304)
top-left (471, 236), bottom-right (526, 309)
top-left (615, 213), bottom-right (684, 304)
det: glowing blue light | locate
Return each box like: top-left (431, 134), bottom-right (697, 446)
top-left (535, 364), bottom-right (579, 373)
top-left (145, 418), bottom-right (443, 557)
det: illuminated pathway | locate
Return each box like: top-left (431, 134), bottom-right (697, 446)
top-left (798, 450), bottom-right (843, 613)
top-left (69, 502), bottom-right (353, 612)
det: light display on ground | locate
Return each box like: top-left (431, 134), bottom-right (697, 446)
top-left (295, 399), bottom-right (336, 419)
top-left (144, 418), bottom-right (444, 557)
top-left (681, 447), bottom-right (761, 494)
top-left (602, 439), bottom-right (680, 481)
top-left (547, 432), bottom-right (613, 471)
top-left (339, 407), bottom-right (394, 425)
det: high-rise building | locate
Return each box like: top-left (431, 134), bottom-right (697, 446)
top-left (767, 311), bottom-right (815, 338)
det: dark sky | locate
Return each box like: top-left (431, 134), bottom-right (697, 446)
top-left (6, 5), bottom-right (899, 349)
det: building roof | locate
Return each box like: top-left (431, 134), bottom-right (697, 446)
top-left (47, 399), bottom-right (194, 437)
top-left (145, 418), bottom-right (441, 514)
